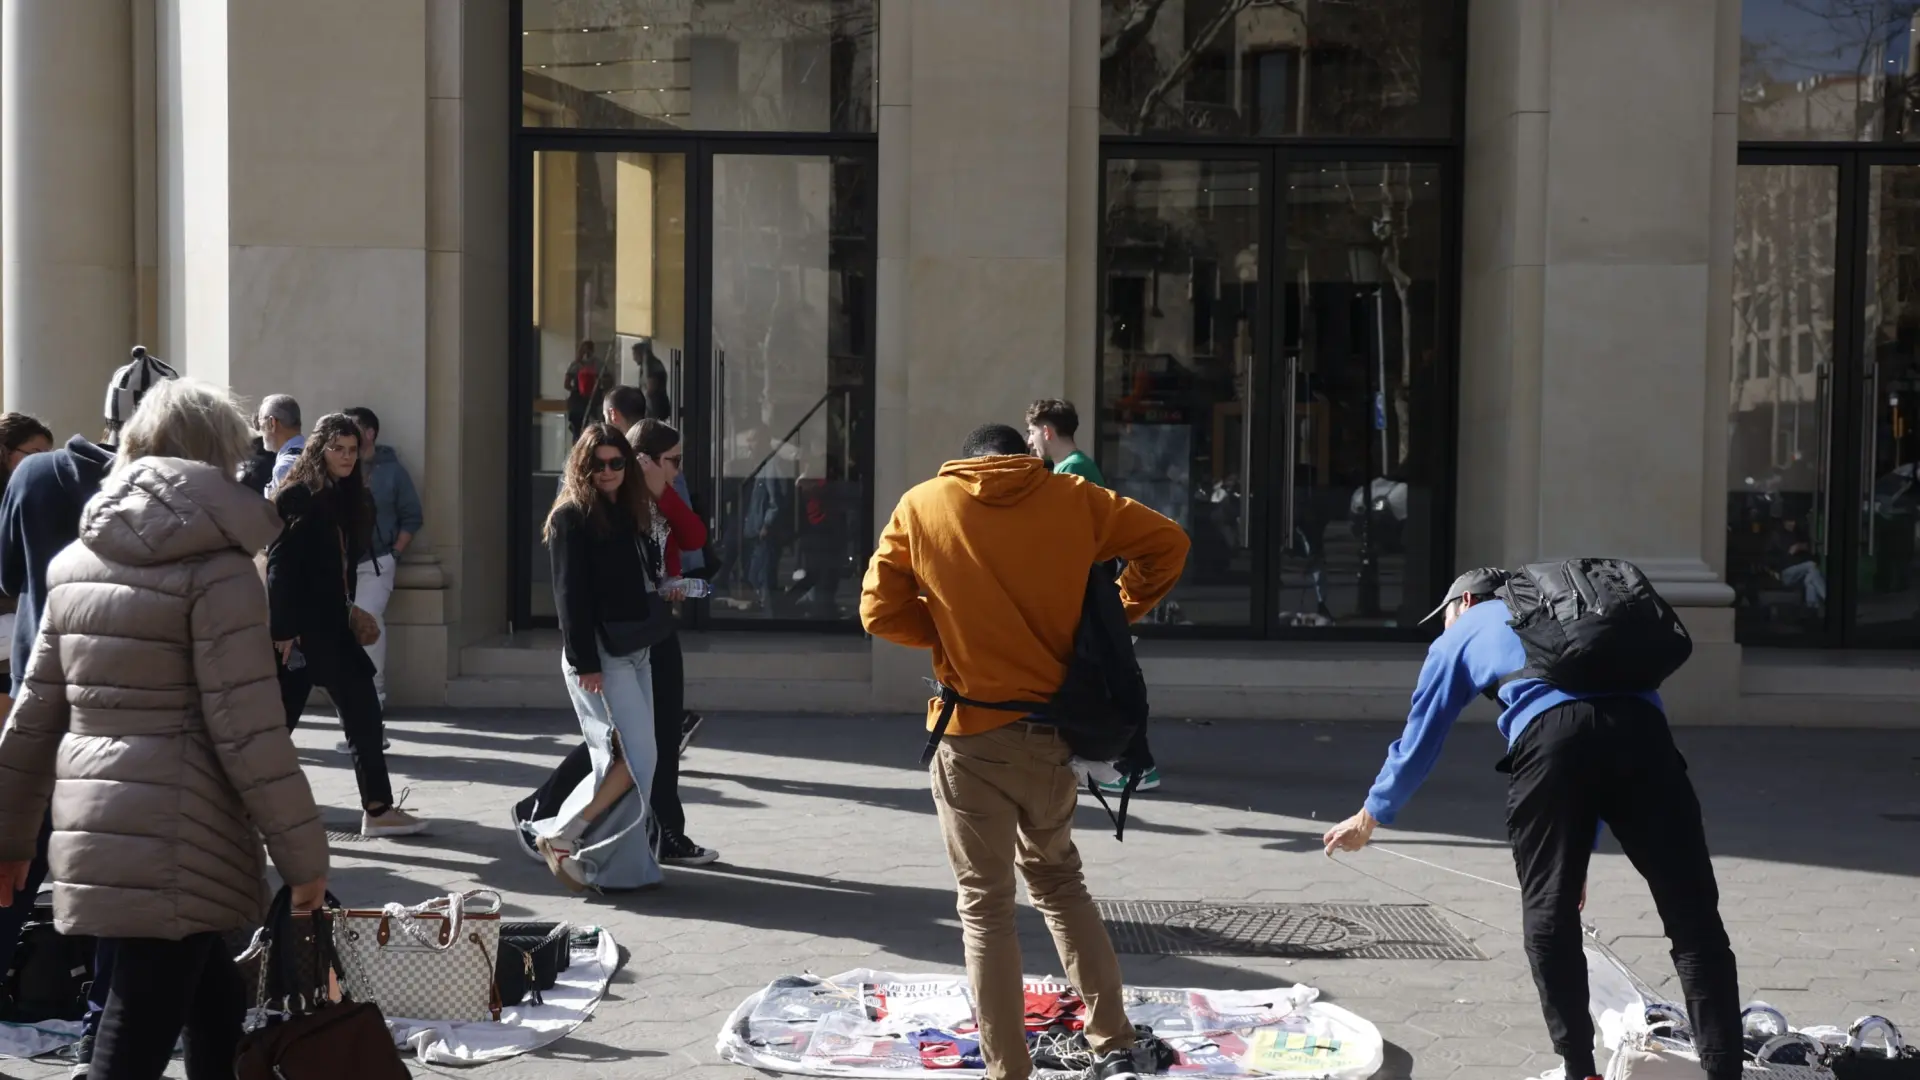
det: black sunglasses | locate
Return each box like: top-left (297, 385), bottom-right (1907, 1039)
top-left (590, 456), bottom-right (628, 474)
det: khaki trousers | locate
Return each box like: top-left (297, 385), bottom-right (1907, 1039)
top-left (930, 724), bottom-right (1134, 1080)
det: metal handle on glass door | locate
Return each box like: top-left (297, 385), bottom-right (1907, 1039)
top-left (1815, 362), bottom-right (1832, 560)
top-left (1864, 364), bottom-right (1881, 557)
top-left (711, 351), bottom-right (727, 531)
top-left (1239, 358), bottom-right (1255, 549)
top-left (669, 347), bottom-right (684, 428)
top-left (1280, 356), bottom-right (1299, 546)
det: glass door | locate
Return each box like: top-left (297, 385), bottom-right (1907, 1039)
top-left (523, 147), bottom-right (691, 620)
top-left (1852, 163), bottom-right (1920, 640)
top-left (1274, 159), bottom-right (1447, 631)
top-left (700, 149), bottom-right (875, 625)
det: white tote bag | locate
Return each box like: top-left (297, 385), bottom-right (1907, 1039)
top-left (330, 890), bottom-right (503, 1022)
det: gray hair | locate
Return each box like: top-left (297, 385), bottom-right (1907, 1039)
top-left (258, 394), bottom-right (301, 431)
top-left (112, 378), bottom-right (253, 478)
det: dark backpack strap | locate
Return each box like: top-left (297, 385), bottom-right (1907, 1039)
top-left (918, 681), bottom-right (1048, 766)
top-left (1084, 767), bottom-right (1143, 842)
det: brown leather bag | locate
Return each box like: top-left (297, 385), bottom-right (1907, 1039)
top-left (234, 887), bottom-right (410, 1080)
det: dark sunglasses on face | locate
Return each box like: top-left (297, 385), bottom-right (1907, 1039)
top-left (590, 456), bottom-right (627, 474)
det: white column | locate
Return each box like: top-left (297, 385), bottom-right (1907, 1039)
top-left (2, 0), bottom-right (135, 436)
top-left (1458, 0), bottom-right (1743, 719)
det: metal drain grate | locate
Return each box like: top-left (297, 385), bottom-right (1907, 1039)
top-left (1096, 901), bottom-right (1487, 961)
top-left (325, 829), bottom-right (373, 844)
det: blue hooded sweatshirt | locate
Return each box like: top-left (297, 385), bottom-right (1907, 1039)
top-left (1362, 598), bottom-right (1663, 825)
top-left (0, 436), bottom-right (115, 693)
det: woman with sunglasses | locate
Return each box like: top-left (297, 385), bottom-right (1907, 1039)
top-left (532, 424), bottom-right (673, 892)
top-left (269, 414), bottom-right (429, 837)
top-left (511, 422), bottom-right (720, 871)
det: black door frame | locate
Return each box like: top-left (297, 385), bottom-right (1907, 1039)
top-left (1094, 141), bottom-right (1462, 641)
top-left (508, 89), bottom-right (878, 631)
top-left (1736, 146), bottom-right (1920, 648)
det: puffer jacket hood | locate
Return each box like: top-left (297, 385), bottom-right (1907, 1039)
top-left (935, 454), bottom-right (1052, 507)
top-left (82, 458), bottom-right (283, 568)
top-left (0, 456), bottom-right (326, 941)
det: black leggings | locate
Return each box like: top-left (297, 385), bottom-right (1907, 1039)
top-left (520, 632), bottom-right (686, 836)
top-left (1504, 698), bottom-right (1742, 1080)
top-left (279, 660), bottom-right (396, 811)
top-left (92, 932), bottom-right (245, 1080)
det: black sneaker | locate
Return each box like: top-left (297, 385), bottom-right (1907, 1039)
top-left (659, 832), bottom-right (720, 867)
top-left (678, 712), bottom-right (705, 758)
top-left (506, 807), bottom-right (541, 862)
top-left (53, 1033), bottom-right (93, 1076)
top-left (1094, 1049), bottom-right (1140, 1080)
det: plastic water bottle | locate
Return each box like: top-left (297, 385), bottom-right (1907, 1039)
top-left (663, 577), bottom-right (712, 599)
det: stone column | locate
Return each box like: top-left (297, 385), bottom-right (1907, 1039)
top-left (1457, 0), bottom-right (1742, 719)
top-left (2, 0), bottom-right (135, 436)
top-left (868, 0), bottom-right (1078, 710)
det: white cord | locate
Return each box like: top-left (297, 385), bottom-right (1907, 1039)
top-left (1371, 844), bottom-right (1522, 893)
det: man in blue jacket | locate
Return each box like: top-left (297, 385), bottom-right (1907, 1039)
top-left (344, 407), bottom-right (422, 708)
top-left (1322, 569), bottom-right (1741, 1080)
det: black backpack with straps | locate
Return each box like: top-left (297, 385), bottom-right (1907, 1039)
top-left (919, 565), bottom-right (1154, 839)
top-left (1497, 558), bottom-right (1692, 694)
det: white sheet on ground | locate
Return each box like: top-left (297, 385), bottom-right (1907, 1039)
top-left (0, 1018), bottom-right (85, 1061)
top-left (718, 969), bottom-right (1385, 1079)
top-left (386, 928), bottom-right (620, 1067)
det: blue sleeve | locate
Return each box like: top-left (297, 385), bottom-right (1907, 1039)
top-left (0, 475), bottom-right (25, 599)
top-left (1362, 616), bottom-right (1503, 825)
top-left (394, 464), bottom-right (424, 535)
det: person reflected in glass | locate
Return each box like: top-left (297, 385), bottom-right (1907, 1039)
top-left (269, 414), bottom-right (428, 838)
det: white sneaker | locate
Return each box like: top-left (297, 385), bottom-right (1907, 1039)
top-left (362, 804), bottom-right (429, 838)
top-left (537, 836), bottom-right (592, 894)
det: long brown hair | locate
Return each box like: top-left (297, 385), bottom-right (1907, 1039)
top-left (544, 422), bottom-right (650, 544)
top-left (276, 413), bottom-right (373, 546)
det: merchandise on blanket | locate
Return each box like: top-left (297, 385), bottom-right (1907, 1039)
top-left (0, 899), bottom-right (93, 1022)
top-left (234, 885), bottom-right (411, 1080)
top-left (496, 921), bottom-right (571, 1007)
top-left (1824, 1017), bottom-right (1920, 1080)
top-left (718, 969), bottom-right (1384, 1079)
top-left (331, 889), bottom-right (503, 1022)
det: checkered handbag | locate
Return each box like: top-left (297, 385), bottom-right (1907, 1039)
top-left (329, 890), bottom-right (503, 1022)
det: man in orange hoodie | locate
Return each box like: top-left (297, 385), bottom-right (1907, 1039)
top-left (861, 423), bottom-right (1189, 1080)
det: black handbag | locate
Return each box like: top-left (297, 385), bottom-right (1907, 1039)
top-left (1830, 1017), bottom-right (1920, 1079)
top-left (495, 922), bottom-right (571, 1007)
top-left (0, 898), bottom-right (93, 1022)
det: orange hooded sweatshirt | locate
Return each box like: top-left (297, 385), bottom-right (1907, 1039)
top-left (860, 454), bottom-right (1191, 736)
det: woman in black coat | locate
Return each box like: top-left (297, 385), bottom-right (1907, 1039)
top-left (268, 413), bottom-right (429, 838)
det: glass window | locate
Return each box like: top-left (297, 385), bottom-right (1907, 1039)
top-left (522, 0), bottom-right (877, 132)
top-left (1098, 0), bottom-right (1459, 138)
top-left (1740, 0), bottom-right (1920, 141)
top-left (1726, 163), bottom-right (1838, 641)
top-left (1854, 164), bottom-right (1920, 635)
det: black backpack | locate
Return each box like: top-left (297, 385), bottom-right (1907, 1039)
top-left (920, 566), bottom-right (1154, 839)
top-left (1498, 559), bottom-right (1692, 694)
top-left (0, 900), bottom-right (95, 1023)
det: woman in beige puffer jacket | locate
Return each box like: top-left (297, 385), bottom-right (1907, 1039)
top-left (0, 378), bottom-right (328, 1080)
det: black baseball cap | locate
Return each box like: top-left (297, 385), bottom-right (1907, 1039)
top-left (1419, 567), bottom-right (1509, 624)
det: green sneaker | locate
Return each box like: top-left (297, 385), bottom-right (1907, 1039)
top-left (1096, 767), bottom-right (1160, 794)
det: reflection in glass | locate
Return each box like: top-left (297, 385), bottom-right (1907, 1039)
top-left (1726, 165), bottom-right (1838, 641)
top-left (707, 155), bottom-right (871, 622)
top-left (1740, 0), bottom-right (1920, 141)
top-left (1098, 0), bottom-right (1458, 138)
top-left (522, 0), bottom-right (877, 133)
top-left (1098, 158), bottom-right (1262, 628)
top-left (1856, 165), bottom-right (1920, 633)
top-left (1279, 162), bottom-right (1443, 628)
top-left (527, 150), bottom-right (689, 618)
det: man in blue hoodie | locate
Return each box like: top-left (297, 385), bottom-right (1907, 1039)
top-left (0, 347), bottom-right (176, 1074)
top-left (344, 407), bottom-right (423, 707)
top-left (1322, 569), bottom-right (1741, 1080)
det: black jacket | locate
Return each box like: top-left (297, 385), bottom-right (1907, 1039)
top-left (0, 436), bottom-right (115, 691)
top-left (266, 483), bottom-right (373, 681)
top-left (237, 437), bottom-right (276, 498)
top-left (548, 500), bottom-right (661, 675)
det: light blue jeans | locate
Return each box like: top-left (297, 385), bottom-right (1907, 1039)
top-left (536, 642), bottom-right (664, 890)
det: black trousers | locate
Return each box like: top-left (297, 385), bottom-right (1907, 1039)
top-left (92, 932), bottom-right (245, 1080)
top-left (519, 632), bottom-right (687, 837)
top-left (1504, 698), bottom-right (1741, 1080)
top-left (279, 660), bottom-right (396, 811)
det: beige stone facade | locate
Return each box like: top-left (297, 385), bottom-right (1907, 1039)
top-left (3, 1), bottom-right (1914, 724)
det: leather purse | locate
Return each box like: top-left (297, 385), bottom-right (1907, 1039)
top-left (597, 534), bottom-right (674, 657)
top-left (340, 529), bottom-right (381, 646)
top-left (496, 921), bottom-right (571, 1008)
top-left (330, 890), bottom-right (503, 1022)
top-left (234, 887), bottom-right (410, 1080)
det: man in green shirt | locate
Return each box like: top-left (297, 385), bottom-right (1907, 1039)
top-left (1025, 399), bottom-right (1106, 486)
top-left (1023, 399), bottom-right (1163, 794)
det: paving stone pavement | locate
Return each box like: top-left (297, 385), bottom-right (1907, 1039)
top-left (6, 711), bottom-right (1916, 1080)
